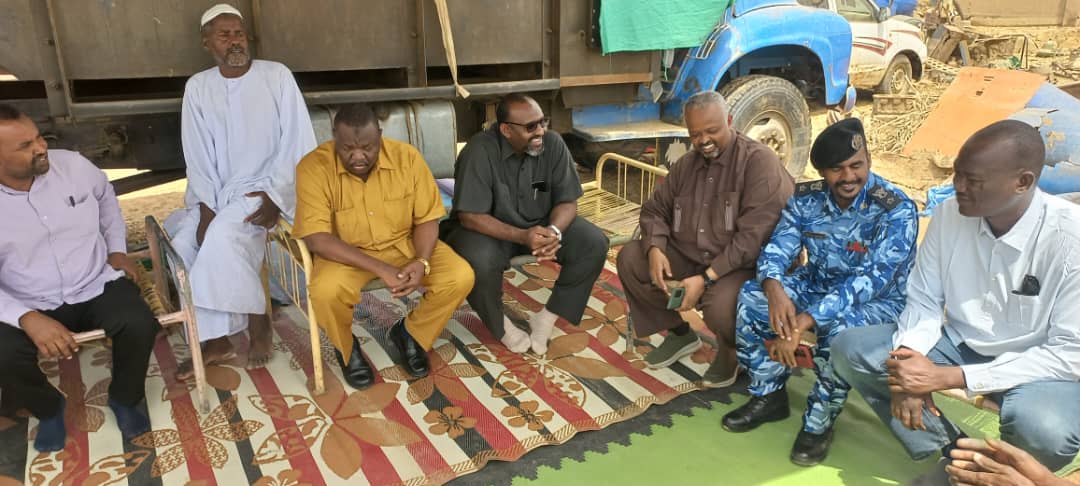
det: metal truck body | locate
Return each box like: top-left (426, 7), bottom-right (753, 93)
top-left (1, 0), bottom-right (861, 188)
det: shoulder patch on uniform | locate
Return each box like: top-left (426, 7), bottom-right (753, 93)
top-left (795, 180), bottom-right (827, 197)
top-left (868, 185), bottom-right (902, 211)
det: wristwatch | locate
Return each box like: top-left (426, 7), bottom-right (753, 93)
top-left (548, 225), bottom-right (563, 242)
top-left (415, 257), bottom-right (431, 276)
top-left (700, 270), bottom-right (716, 288)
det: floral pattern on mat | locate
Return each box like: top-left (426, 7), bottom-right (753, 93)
top-left (131, 395), bottom-right (262, 476)
top-left (249, 379), bottom-right (420, 479)
top-left (0, 259), bottom-right (718, 485)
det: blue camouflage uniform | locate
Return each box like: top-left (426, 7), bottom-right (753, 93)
top-left (735, 171), bottom-right (918, 434)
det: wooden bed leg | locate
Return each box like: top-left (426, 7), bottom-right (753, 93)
top-left (309, 298), bottom-right (325, 394)
top-left (183, 307), bottom-right (211, 414)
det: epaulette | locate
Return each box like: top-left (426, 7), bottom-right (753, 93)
top-left (794, 179), bottom-right (827, 197)
top-left (868, 184), bottom-right (902, 210)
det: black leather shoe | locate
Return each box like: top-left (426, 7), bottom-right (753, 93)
top-left (790, 426), bottom-right (834, 466)
top-left (335, 337), bottom-right (375, 390)
top-left (722, 388), bottom-right (790, 432)
top-left (389, 319), bottom-right (430, 378)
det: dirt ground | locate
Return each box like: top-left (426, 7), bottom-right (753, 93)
top-left (109, 169), bottom-right (186, 249)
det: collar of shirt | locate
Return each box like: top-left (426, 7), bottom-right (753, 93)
top-left (977, 189), bottom-right (1046, 251)
top-left (0, 170), bottom-right (52, 196)
top-left (494, 127), bottom-right (531, 162)
top-left (822, 171), bottom-right (879, 215)
top-left (333, 141), bottom-right (400, 177)
top-left (0, 183), bottom-right (25, 196)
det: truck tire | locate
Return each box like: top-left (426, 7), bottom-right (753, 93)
top-left (876, 55), bottom-right (913, 95)
top-left (719, 75), bottom-right (812, 178)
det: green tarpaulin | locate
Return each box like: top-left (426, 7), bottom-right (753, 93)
top-left (599, 0), bottom-right (732, 54)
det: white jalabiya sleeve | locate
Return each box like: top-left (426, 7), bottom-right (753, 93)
top-left (267, 68), bottom-right (316, 221)
top-left (181, 79), bottom-right (224, 212)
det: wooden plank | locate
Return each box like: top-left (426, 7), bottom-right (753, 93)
top-left (560, 72), bottom-right (653, 87)
top-left (926, 26), bottom-right (948, 56)
top-left (904, 67), bottom-right (1046, 157)
top-left (958, 40), bottom-right (972, 65)
top-left (930, 26), bottom-right (964, 62)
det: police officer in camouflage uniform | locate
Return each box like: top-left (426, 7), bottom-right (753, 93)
top-left (721, 118), bottom-right (919, 466)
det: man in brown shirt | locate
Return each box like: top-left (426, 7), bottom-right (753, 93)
top-left (615, 90), bottom-right (794, 386)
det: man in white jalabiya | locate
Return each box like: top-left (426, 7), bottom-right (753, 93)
top-left (167, 4), bottom-right (316, 380)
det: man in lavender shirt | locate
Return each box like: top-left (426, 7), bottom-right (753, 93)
top-left (0, 104), bottom-right (160, 452)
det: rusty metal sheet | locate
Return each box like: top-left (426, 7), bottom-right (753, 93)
top-left (0, 0), bottom-right (47, 80)
top-left (424, 0), bottom-right (544, 66)
top-left (256, 0), bottom-right (416, 72)
top-left (954, 0), bottom-right (1076, 25)
top-left (50, 0), bottom-right (246, 79)
top-left (903, 67), bottom-right (1045, 157)
top-left (571, 120), bottom-right (687, 142)
top-left (558, 0), bottom-right (655, 78)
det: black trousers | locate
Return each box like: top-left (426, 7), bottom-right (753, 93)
top-left (442, 216), bottom-right (609, 339)
top-left (0, 278), bottom-right (160, 418)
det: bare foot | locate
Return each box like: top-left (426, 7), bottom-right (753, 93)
top-left (246, 313), bottom-right (273, 369)
top-left (175, 337), bottom-right (236, 382)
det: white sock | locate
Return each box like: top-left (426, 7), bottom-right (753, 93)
top-left (501, 316), bottom-right (531, 354)
top-left (529, 307), bottom-right (559, 355)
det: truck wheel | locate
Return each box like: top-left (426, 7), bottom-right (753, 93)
top-left (876, 55), bottom-right (913, 95)
top-left (720, 75), bottom-right (811, 178)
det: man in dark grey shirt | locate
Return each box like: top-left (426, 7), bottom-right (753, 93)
top-left (442, 94), bottom-right (608, 355)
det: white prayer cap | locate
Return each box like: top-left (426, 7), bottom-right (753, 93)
top-left (200, 4), bottom-right (243, 28)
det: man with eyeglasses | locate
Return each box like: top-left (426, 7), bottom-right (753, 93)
top-left (832, 120), bottom-right (1080, 483)
top-left (442, 94), bottom-right (608, 355)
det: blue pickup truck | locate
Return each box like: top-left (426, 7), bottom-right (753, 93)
top-left (572, 0), bottom-right (860, 177)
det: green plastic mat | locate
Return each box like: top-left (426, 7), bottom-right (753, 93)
top-left (511, 370), bottom-right (1009, 485)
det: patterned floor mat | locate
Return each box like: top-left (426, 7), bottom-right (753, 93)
top-left (0, 261), bottom-right (719, 485)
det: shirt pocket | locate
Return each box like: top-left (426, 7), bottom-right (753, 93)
top-left (65, 192), bottom-right (100, 239)
top-left (673, 195), bottom-right (695, 236)
top-left (517, 189), bottom-right (552, 223)
top-left (1006, 294), bottom-right (1039, 325)
top-left (383, 194), bottom-right (413, 232)
top-left (710, 191), bottom-right (740, 236)
top-left (333, 206), bottom-right (371, 247)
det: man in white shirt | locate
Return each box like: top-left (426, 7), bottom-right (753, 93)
top-left (167, 4), bottom-right (316, 380)
top-left (832, 120), bottom-right (1080, 476)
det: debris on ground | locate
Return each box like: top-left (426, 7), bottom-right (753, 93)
top-left (864, 81), bottom-right (948, 154)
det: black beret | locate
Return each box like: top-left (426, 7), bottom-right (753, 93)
top-left (810, 117), bottom-right (866, 170)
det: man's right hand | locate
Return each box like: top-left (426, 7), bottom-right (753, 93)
top-left (196, 203), bottom-right (217, 246)
top-left (523, 226), bottom-right (558, 251)
top-left (890, 391), bottom-right (940, 431)
top-left (19, 311), bottom-right (78, 359)
top-left (647, 246), bottom-right (673, 297)
top-left (947, 438), bottom-right (1064, 486)
top-left (763, 279), bottom-right (798, 341)
top-left (373, 262), bottom-right (407, 292)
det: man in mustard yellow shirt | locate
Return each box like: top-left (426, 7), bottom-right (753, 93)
top-left (293, 103), bottom-right (474, 389)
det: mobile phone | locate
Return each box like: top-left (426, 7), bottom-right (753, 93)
top-left (666, 286), bottom-right (686, 310)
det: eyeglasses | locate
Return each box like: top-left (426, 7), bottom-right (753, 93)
top-left (502, 117), bottom-right (550, 133)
